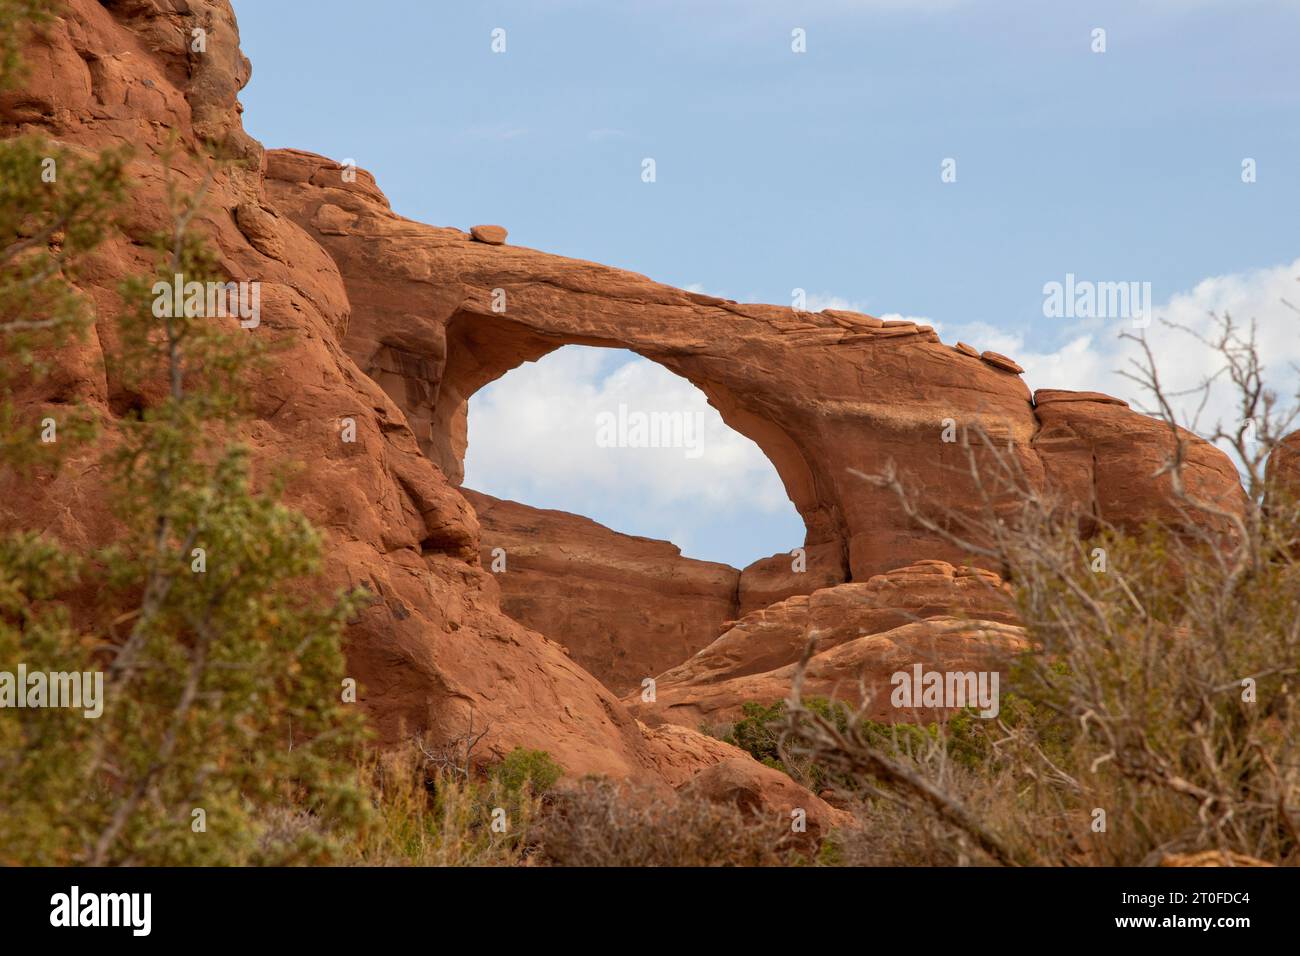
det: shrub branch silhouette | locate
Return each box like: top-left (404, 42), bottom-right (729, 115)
top-left (784, 313), bottom-right (1300, 866)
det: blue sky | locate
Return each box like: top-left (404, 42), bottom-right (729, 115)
top-left (233, 0), bottom-right (1300, 568)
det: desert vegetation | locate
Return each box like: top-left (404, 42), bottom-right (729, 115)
top-left (1, 0), bottom-right (371, 865)
top-left (774, 315), bottom-right (1300, 866)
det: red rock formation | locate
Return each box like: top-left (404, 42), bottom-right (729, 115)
top-left (462, 489), bottom-right (739, 695)
top-left (469, 224), bottom-right (507, 245)
top-left (684, 757), bottom-right (854, 847)
top-left (0, 0), bottom-right (1249, 805)
top-left (632, 562), bottom-right (1024, 729)
top-left (658, 561), bottom-right (1016, 687)
top-left (737, 541), bottom-right (847, 616)
top-left (1033, 389), bottom-right (1246, 537)
top-left (641, 615), bottom-right (1027, 731)
top-left (265, 155), bottom-right (1042, 580)
top-left (263, 152), bottom-right (1245, 586)
top-left (1266, 431), bottom-right (1300, 505)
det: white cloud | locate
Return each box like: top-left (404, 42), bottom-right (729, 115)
top-left (798, 262), bottom-right (1300, 458)
top-left (803, 291), bottom-right (870, 313)
top-left (801, 293), bottom-right (932, 329)
top-left (464, 347), bottom-right (794, 520)
top-left (946, 259), bottom-right (1300, 442)
top-left (928, 318), bottom-right (1022, 356)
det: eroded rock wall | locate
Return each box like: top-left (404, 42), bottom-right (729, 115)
top-left (631, 561), bottom-right (1025, 729)
top-left (463, 490), bottom-right (740, 695)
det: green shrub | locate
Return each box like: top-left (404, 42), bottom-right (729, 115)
top-left (491, 747), bottom-right (563, 798)
top-left (718, 695), bottom-right (1001, 793)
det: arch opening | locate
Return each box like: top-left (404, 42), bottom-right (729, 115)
top-left (455, 344), bottom-right (828, 694)
top-left (464, 345), bottom-right (804, 569)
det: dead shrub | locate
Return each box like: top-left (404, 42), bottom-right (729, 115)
top-left (785, 315), bottom-right (1300, 866)
top-left (538, 778), bottom-right (806, 867)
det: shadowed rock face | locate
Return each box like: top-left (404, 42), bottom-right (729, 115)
top-left (2, 0), bottom-right (1260, 802)
top-left (461, 490), bottom-right (740, 696)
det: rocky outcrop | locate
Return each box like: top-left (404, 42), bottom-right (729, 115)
top-left (1032, 389), bottom-right (1246, 537)
top-left (639, 615), bottom-right (1028, 731)
top-left (737, 541), bottom-right (847, 616)
top-left (462, 495), bottom-right (849, 693)
top-left (654, 561), bottom-right (1015, 688)
top-left (1266, 430), bottom-right (1300, 506)
top-left (462, 489), bottom-right (739, 695)
top-left (469, 224), bottom-right (507, 245)
top-left (684, 757), bottom-right (854, 848)
top-left (632, 562), bottom-right (1024, 729)
top-left (0, 0), bottom-right (1250, 805)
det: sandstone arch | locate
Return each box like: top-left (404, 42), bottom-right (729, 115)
top-left (441, 314), bottom-right (818, 529)
top-left (267, 150), bottom-right (1006, 581)
top-left (414, 306), bottom-right (827, 560)
top-left (3, 0), bottom-right (1250, 790)
top-left (267, 147), bottom-right (1241, 597)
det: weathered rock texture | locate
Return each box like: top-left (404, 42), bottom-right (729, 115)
top-left (684, 757), bottom-right (854, 848)
top-left (737, 541), bottom-right (846, 616)
top-left (643, 616), bottom-right (1028, 730)
top-left (631, 562), bottom-right (1026, 729)
top-left (462, 489), bottom-right (739, 695)
top-left (1031, 389), bottom-right (1246, 537)
top-left (1266, 430), bottom-right (1300, 508)
top-left (464, 491), bottom-right (848, 694)
top-left (1, 1), bottom-right (1261, 804)
top-left (261, 141), bottom-right (1245, 708)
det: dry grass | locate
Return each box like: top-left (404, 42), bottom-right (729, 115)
top-left (537, 778), bottom-right (806, 867)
